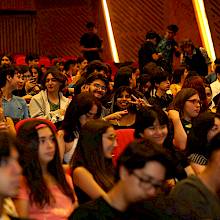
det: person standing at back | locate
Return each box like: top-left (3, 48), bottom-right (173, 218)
top-left (80, 22), bottom-right (103, 62)
top-left (157, 24), bottom-right (180, 74)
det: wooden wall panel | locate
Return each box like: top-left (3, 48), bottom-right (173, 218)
top-left (0, 15), bottom-right (39, 54)
top-left (0, 0), bottom-right (206, 62)
top-left (165, 0), bottom-right (201, 45)
top-left (204, 0), bottom-right (220, 58)
top-left (107, 0), bottom-right (201, 63)
top-left (36, 0), bottom-right (109, 58)
top-left (0, 0), bottom-right (35, 10)
top-left (107, 0), bottom-right (165, 62)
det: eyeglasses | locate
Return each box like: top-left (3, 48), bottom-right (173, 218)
top-left (92, 83), bottom-right (107, 91)
top-left (132, 172), bottom-right (164, 190)
top-left (186, 99), bottom-right (201, 105)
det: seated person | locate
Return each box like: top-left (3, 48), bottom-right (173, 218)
top-left (169, 132), bottom-right (220, 219)
top-left (70, 120), bottom-right (116, 204)
top-left (210, 65), bottom-right (220, 100)
top-left (0, 65), bottom-right (29, 124)
top-left (108, 86), bottom-right (141, 129)
top-left (57, 92), bottom-right (102, 163)
top-left (187, 112), bottom-right (220, 175)
top-left (14, 119), bottom-right (78, 219)
top-left (13, 65), bottom-right (41, 104)
top-left (0, 131), bottom-right (23, 219)
top-left (0, 53), bottom-right (14, 67)
top-left (69, 139), bottom-right (172, 220)
top-left (29, 67), bottom-right (70, 127)
top-left (148, 69), bottom-right (173, 111)
top-left (25, 53), bottom-right (39, 67)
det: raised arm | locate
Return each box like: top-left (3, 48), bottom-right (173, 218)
top-left (168, 109), bottom-right (187, 151)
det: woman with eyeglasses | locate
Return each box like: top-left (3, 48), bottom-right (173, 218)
top-left (29, 67), bottom-right (70, 128)
top-left (168, 88), bottom-right (201, 151)
top-left (182, 75), bottom-right (208, 112)
top-left (70, 119), bottom-right (116, 204)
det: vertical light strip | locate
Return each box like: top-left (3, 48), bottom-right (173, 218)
top-left (192, 0), bottom-right (216, 62)
top-left (101, 0), bottom-right (120, 62)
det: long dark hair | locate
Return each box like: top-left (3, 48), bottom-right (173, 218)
top-left (0, 131), bottom-right (17, 162)
top-left (62, 92), bottom-right (102, 142)
top-left (187, 112), bottom-right (220, 155)
top-left (111, 86), bottom-right (137, 113)
top-left (70, 119), bottom-right (115, 191)
top-left (29, 65), bottom-right (43, 84)
top-left (16, 119), bottom-right (75, 208)
top-left (134, 106), bottom-right (171, 148)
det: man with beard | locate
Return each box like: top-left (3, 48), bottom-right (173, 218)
top-left (84, 73), bottom-right (128, 120)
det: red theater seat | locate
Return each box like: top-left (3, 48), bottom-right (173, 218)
top-left (39, 56), bottom-right (51, 67)
top-left (15, 55), bottom-right (26, 65)
top-left (62, 55), bottom-right (77, 61)
top-left (112, 128), bottom-right (135, 166)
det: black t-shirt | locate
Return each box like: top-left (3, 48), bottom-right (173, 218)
top-left (138, 41), bottom-right (157, 74)
top-left (69, 197), bottom-right (124, 220)
top-left (148, 93), bottom-right (173, 111)
top-left (80, 32), bottom-right (102, 62)
top-left (184, 48), bottom-right (208, 76)
top-left (69, 197), bottom-right (176, 220)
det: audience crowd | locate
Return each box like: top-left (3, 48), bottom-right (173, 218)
top-left (0, 22), bottom-right (220, 219)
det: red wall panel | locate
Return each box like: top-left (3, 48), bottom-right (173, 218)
top-left (0, 0), bottom-right (35, 10)
top-left (36, 0), bottom-right (109, 58)
top-left (107, 0), bottom-right (201, 63)
top-left (0, 14), bottom-right (39, 54)
top-left (0, 0), bottom-right (205, 63)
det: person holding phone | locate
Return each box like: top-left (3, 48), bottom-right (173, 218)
top-left (29, 67), bottom-right (70, 128)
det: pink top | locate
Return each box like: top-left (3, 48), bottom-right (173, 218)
top-left (16, 175), bottom-right (75, 220)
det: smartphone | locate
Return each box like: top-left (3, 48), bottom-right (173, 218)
top-left (29, 77), bottom-right (36, 83)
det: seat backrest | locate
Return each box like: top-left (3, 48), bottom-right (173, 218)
top-left (39, 56), bottom-right (51, 67)
top-left (112, 128), bottom-right (135, 166)
top-left (15, 55), bottom-right (26, 65)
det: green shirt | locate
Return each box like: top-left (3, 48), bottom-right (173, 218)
top-left (169, 175), bottom-right (220, 219)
